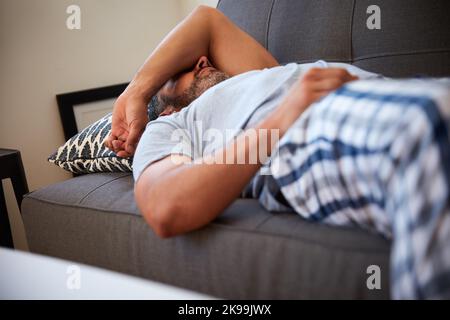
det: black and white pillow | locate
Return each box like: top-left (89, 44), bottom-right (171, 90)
top-left (48, 113), bottom-right (132, 174)
top-left (49, 97), bottom-right (161, 174)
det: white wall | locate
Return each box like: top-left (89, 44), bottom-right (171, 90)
top-left (0, 0), bottom-right (183, 250)
top-left (179, 0), bottom-right (218, 18)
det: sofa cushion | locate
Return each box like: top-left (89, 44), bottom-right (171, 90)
top-left (218, 0), bottom-right (450, 77)
top-left (22, 173), bottom-right (391, 299)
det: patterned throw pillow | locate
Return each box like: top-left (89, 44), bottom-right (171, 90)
top-left (48, 113), bottom-right (132, 174)
top-left (49, 97), bottom-right (160, 174)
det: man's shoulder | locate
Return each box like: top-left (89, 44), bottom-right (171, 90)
top-left (216, 62), bottom-right (299, 88)
top-left (208, 62), bottom-right (300, 94)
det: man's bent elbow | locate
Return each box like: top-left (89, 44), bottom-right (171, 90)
top-left (193, 4), bottom-right (216, 15)
top-left (192, 4), bottom-right (220, 21)
top-left (135, 179), bottom-right (178, 238)
top-left (142, 204), bottom-right (178, 239)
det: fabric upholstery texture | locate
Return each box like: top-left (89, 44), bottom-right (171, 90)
top-left (23, 173), bottom-right (390, 299)
top-left (217, 0), bottom-right (450, 77)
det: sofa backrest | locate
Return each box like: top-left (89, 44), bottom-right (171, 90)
top-left (217, 0), bottom-right (450, 77)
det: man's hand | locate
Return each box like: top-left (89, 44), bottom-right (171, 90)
top-left (288, 67), bottom-right (358, 110)
top-left (104, 91), bottom-right (149, 158)
top-left (274, 67), bottom-right (358, 136)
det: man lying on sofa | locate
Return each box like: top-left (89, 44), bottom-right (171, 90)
top-left (105, 6), bottom-right (450, 299)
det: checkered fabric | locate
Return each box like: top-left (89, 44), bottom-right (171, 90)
top-left (265, 78), bottom-right (450, 299)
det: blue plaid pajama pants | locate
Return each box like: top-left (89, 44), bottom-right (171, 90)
top-left (263, 79), bottom-right (450, 299)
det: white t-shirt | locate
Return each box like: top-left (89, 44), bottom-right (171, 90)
top-left (132, 61), bottom-right (381, 182)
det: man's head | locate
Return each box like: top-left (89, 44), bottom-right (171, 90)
top-left (149, 56), bottom-right (229, 119)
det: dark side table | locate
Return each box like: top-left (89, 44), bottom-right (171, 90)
top-left (0, 149), bottom-right (29, 248)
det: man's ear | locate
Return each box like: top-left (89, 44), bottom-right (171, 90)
top-left (159, 106), bottom-right (179, 117)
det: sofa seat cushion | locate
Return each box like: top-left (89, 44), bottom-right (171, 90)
top-left (22, 173), bottom-right (391, 299)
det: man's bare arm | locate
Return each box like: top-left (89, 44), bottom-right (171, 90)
top-left (135, 68), bottom-right (358, 238)
top-left (106, 5), bottom-right (279, 157)
top-left (133, 5), bottom-right (279, 97)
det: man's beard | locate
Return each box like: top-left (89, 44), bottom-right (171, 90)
top-left (160, 70), bottom-right (229, 109)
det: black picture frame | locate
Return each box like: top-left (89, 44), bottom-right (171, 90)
top-left (56, 83), bottom-right (129, 141)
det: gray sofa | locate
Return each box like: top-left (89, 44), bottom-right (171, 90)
top-left (22, 0), bottom-right (450, 299)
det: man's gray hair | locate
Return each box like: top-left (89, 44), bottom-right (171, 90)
top-left (147, 95), bottom-right (163, 121)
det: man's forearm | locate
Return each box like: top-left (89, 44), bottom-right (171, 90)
top-left (126, 5), bottom-right (278, 100)
top-left (138, 93), bottom-right (304, 237)
top-left (128, 6), bottom-right (213, 100)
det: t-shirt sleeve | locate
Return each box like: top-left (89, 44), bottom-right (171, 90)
top-left (132, 115), bottom-right (193, 181)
